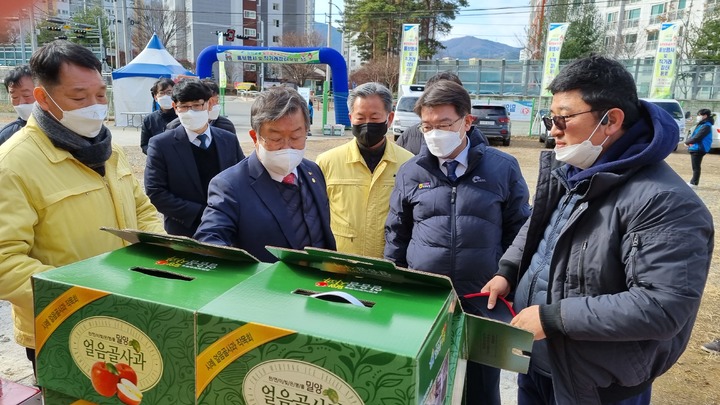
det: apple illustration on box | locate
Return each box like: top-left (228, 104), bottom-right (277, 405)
top-left (90, 361), bottom-right (143, 404)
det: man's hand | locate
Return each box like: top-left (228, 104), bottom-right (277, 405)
top-left (510, 305), bottom-right (547, 340)
top-left (480, 275), bottom-right (511, 310)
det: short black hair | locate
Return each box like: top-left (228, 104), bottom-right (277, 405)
top-left (201, 78), bottom-right (220, 96)
top-left (172, 79), bottom-right (212, 103)
top-left (29, 40), bottom-right (101, 88)
top-left (548, 54), bottom-right (640, 129)
top-left (4, 65), bottom-right (33, 91)
top-left (425, 71), bottom-right (462, 88)
top-left (414, 80), bottom-right (471, 118)
top-left (151, 78), bottom-right (175, 97)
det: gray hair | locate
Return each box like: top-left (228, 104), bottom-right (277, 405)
top-left (413, 80), bottom-right (471, 118)
top-left (347, 82), bottom-right (393, 114)
top-left (251, 87), bottom-right (310, 133)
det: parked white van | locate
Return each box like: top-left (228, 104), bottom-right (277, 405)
top-left (392, 85), bottom-right (424, 140)
top-left (641, 98), bottom-right (685, 148)
top-left (705, 112), bottom-right (720, 152)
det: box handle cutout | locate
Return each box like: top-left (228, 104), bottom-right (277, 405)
top-left (293, 289), bottom-right (375, 308)
top-left (130, 267), bottom-right (195, 281)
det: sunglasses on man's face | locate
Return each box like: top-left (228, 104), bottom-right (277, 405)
top-left (542, 109), bottom-right (597, 131)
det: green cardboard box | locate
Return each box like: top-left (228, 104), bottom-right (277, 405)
top-left (32, 228), bottom-right (265, 405)
top-left (195, 247), bottom-right (532, 405)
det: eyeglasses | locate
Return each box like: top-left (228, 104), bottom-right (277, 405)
top-left (419, 116), bottom-right (465, 133)
top-left (175, 102), bottom-right (206, 113)
top-left (542, 110), bottom-right (597, 131)
top-left (156, 89), bottom-right (173, 96)
top-left (259, 135), bottom-right (307, 150)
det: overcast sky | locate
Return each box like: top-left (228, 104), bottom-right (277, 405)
top-left (313, 1), bottom-right (532, 48)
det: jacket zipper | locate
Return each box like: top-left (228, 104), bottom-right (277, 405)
top-left (527, 193), bottom-right (573, 307)
top-left (450, 186), bottom-right (457, 275)
top-left (578, 240), bottom-right (588, 295)
top-left (629, 234), bottom-right (653, 289)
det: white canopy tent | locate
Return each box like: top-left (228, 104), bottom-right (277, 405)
top-left (111, 34), bottom-right (194, 127)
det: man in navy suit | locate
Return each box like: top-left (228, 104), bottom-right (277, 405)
top-left (145, 79), bottom-right (245, 237)
top-left (194, 86), bottom-right (336, 262)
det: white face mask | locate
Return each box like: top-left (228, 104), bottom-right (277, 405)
top-left (424, 128), bottom-right (463, 158)
top-left (178, 109), bottom-right (209, 132)
top-left (14, 103), bottom-right (34, 121)
top-left (43, 89), bottom-right (107, 138)
top-left (257, 143), bottom-right (304, 178)
top-left (208, 104), bottom-right (221, 121)
top-left (696, 116), bottom-right (703, 123)
top-left (554, 111), bottom-right (610, 170)
top-left (157, 95), bottom-right (173, 109)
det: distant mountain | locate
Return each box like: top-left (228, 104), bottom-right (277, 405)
top-left (439, 36), bottom-right (522, 60)
top-left (313, 22), bottom-right (342, 53)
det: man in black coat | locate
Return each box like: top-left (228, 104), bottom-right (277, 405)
top-left (166, 78), bottom-right (236, 134)
top-left (140, 78), bottom-right (177, 154)
top-left (145, 79), bottom-right (245, 237)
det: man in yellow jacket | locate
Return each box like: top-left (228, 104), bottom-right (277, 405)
top-left (0, 40), bottom-right (164, 372)
top-left (316, 82), bottom-right (413, 258)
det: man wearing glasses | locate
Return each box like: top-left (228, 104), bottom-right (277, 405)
top-left (384, 79), bottom-right (530, 405)
top-left (482, 55), bottom-right (713, 404)
top-left (140, 78), bottom-right (177, 154)
top-left (144, 79), bottom-right (244, 237)
top-left (194, 87), bottom-right (335, 262)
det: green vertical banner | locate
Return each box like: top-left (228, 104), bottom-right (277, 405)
top-left (398, 24), bottom-right (419, 97)
top-left (540, 23), bottom-right (570, 97)
top-left (649, 22), bottom-right (680, 99)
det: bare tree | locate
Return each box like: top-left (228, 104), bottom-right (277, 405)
top-left (349, 55), bottom-right (400, 90)
top-left (131, 0), bottom-right (188, 56)
top-left (277, 31), bottom-right (325, 86)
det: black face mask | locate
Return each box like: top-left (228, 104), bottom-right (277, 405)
top-left (352, 121), bottom-right (388, 147)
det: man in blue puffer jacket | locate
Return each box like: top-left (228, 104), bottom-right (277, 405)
top-left (685, 108), bottom-right (714, 187)
top-left (384, 79), bottom-right (531, 405)
top-left (482, 55), bottom-right (714, 405)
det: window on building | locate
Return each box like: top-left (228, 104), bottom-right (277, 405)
top-left (608, 0), bottom-right (621, 6)
top-left (244, 28), bottom-right (256, 37)
top-left (607, 11), bottom-right (618, 29)
top-left (272, 3), bottom-right (280, 10)
top-left (678, 0), bottom-right (686, 9)
top-left (624, 33), bottom-right (637, 44)
top-left (625, 8), bottom-right (640, 27)
top-left (273, 19), bottom-right (279, 27)
top-left (272, 35), bottom-right (280, 43)
top-left (646, 31), bottom-right (659, 50)
top-left (605, 36), bottom-right (616, 46)
top-left (244, 10), bottom-right (256, 19)
top-left (649, 4), bottom-right (664, 24)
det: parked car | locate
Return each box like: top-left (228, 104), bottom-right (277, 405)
top-left (391, 85), bottom-right (424, 140)
top-left (539, 129), bottom-right (555, 149)
top-left (471, 104), bottom-right (511, 146)
top-left (703, 111), bottom-right (720, 152)
top-left (641, 98), bottom-right (685, 150)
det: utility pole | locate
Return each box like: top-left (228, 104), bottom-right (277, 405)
top-left (121, 0), bottom-right (130, 64)
top-left (97, 16), bottom-right (106, 71)
top-left (29, 5), bottom-right (37, 52)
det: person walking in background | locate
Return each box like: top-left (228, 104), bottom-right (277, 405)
top-left (482, 55), bottom-right (713, 405)
top-left (167, 78), bottom-right (236, 134)
top-left (0, 40), bottom-right (164, 373)
top-left (0, 65), bottom-right (35, 145)
top-left (140, 78), bottom-right (177, 154)
top-left (194, 87), bottom-right (335, 262)
top-left (145, 79), bottom-right (244, 237)
top-left (316, 82), bottom-right (413, 258)
top-left (384, 80), bottom-right (530, 405)
top-left (685, 108), bottom-right (714, 188)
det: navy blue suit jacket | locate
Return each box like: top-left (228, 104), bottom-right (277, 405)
top-left (194, 152), bottom-right (337, 262)
top-left (145, 125), bottom-right (245, 237)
